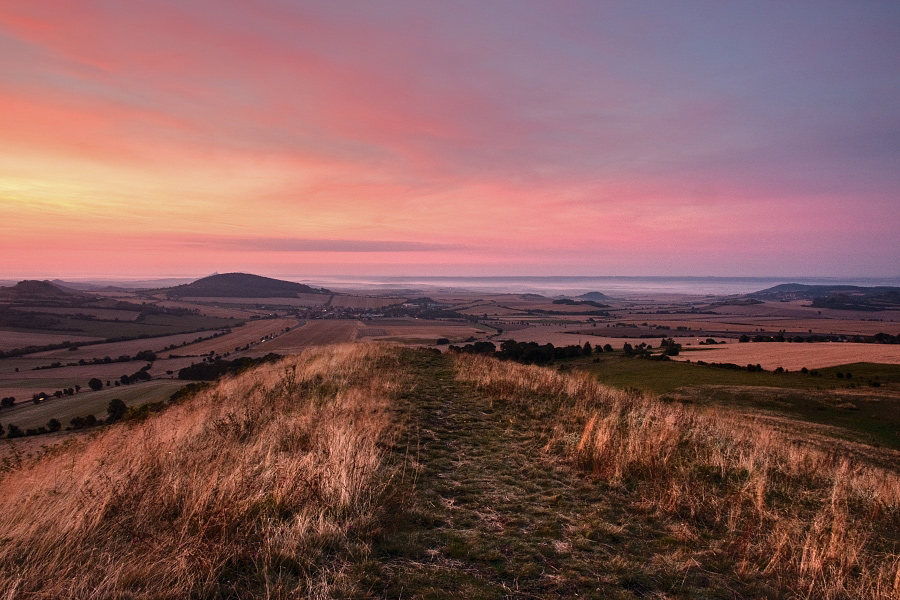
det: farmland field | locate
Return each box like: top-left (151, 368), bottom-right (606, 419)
top-left (29, 330), bottom-right (227, 360)
top-left (173, 318), bottom-right (298, 356)
top-left (353, 318), bottom-right (488, 344)
top-left (155, 300), bottom-right (257, 319)
top-left (245, 320), bottom-right (363, 355)
top-left (5, 314), bottom-right (240, 339)
top-left (181, 296), bottom-right (321, 306)
top-left (12, 307), bottom-right (142, 321)
top-left (0, 379), bottom-right (186, 430)
top-left (673, 341), bottom-right (900, 370)
top-left (0, 330), bottom-right (102, 352)
top-left (329, 295), bottom-right (402, 309)
top-left (0, 356), bottom-right (193, 400)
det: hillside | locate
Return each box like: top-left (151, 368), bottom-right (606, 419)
top-left (0, 345), bottom-right (898, 598)
top-left (0, 279), bottom-right (78, 299)
top-left (164, 272), bottom-right (329, 298)
top-left (749, 283), bottom-right (900, 310)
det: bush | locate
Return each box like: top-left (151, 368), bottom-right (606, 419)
top-left (106, 399), bottom-right (128, 423)
top-left (88, 378), bottom-right (103, 392)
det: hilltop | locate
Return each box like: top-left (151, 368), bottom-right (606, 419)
top-left (0, 279), bottom-right (79, 299)
top-left (164, 272), bottom-right (329, 298)
top-left (0, 344), bottom-right (897, 598)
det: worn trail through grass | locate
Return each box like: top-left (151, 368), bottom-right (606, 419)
top-left (368, 351), bottom-right (760, 599)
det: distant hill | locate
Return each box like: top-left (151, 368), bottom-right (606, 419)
top-left (165, 273), bottom-right (329, 298)
top-left (577, 291), bottom-right (612, 301)
top-left (748, 283), bottom-right (900, 311)
top-left (50, 279), bottom-right (114, 292)
top-left (0, 280), bottom-right (78, 299)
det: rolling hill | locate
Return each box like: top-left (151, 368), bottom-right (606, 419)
top-left (748, 283), bottom-right (900, 310)
top-left (0, 280), bottom-right (79, 299)
top-left (577, 291), bottom-right (612, 301)
top-left (163, 272), bottom-right (330, 298)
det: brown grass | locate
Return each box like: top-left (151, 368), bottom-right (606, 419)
top-left (0, 343), bottom-right (404, 599)
top-left (454, 355), bottom-right (900, 599)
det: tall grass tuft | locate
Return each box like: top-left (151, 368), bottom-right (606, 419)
top-left (454, 354), bottom-right (900, 599)
top-left (0, 343), bottom-right (403, 599)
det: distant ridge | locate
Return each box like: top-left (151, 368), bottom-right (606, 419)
top-left (49, 279), bottom-right (113, 292)
top-left (0, 280), bottom-right (78, 298)
top-left (165, 272), bottom-right (330, 298)
top-left (748, 283), bottom-right (900, 311)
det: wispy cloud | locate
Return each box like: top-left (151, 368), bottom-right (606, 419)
top-left (178, 236), bottom-right (464, 253)
top-left (1, 1), bottom-right (898, 276)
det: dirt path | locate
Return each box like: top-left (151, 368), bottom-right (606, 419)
top-left (368, 351), bottom-right (765, 598)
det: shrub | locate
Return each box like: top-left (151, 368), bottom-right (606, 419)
top-left (106, 399), bottom-right (128, 423)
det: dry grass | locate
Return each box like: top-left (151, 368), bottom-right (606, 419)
top-left (454, 355), bottom-right (900, 599)
top-left (0, 343), bottom-right (404, 599)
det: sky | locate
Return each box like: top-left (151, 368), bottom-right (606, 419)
top-left (1, 0), bottom-right (899, 279)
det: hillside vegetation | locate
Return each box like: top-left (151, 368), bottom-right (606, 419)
top-left (0, 345), bottom-right (898, 598)
top-left (0, 344), bottom-right (404, 598)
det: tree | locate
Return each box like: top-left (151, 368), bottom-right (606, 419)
top-left (582, 342), bottom-right (592, 356)
top-left (47, 418), bottom-right (61, 432)
top-left (107, 398), bottom-right (128, 423)
top-left (88, 378), bottom-right (103, 391)
top-left (660, 338), bottom-right (681, 357)
top-left (6, 424), bottom-right (23, 439)
top-left (603, 344), bottom-right (613, 353)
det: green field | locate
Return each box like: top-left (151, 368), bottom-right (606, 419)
top-left (572, 354), bottom-right (900, 394)
top-left (571, 355), bottom-right (900, 450)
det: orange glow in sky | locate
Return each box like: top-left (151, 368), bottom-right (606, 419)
top-left (1, 2), bottom-right (898, 278)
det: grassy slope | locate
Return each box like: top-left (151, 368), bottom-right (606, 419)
top-left (370, 352), bottom-right (764, 598)
top-left (1, 346), bottom-right (898, 598)
top-left (572, 354), bottom-right (900, 450)
top-left (0, 345), bottom-right (404, 598)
